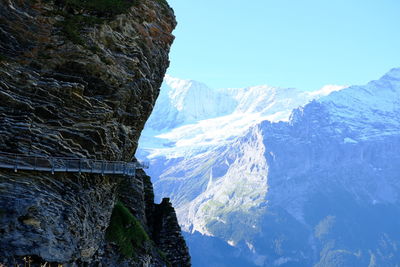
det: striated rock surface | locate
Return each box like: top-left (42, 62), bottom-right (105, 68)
top-left (153, 198), bottom-right (191, 266)
top-left (0, 0), bottom-right (190, 265)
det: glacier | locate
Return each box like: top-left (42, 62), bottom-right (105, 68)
top-left (137, 68), bottom-right (400, 266)
top-left (139, 76), bottom-right (345, 159)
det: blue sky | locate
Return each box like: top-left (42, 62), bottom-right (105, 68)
top-left (166, 0), bottom-right (400, 91)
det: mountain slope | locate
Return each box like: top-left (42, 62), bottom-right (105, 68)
top-left (138, 69), bottom-right (400, 266)
top-left (139, 77), bottom-right (344, 159)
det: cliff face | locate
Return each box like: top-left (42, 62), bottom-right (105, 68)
top-left (0, 0), bottom-right (190, 265)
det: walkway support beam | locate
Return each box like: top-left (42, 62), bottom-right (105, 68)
top-left (0, 152), bottom-right (149, 177)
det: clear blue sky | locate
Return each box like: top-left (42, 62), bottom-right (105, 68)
top-left (166, 0), bottom-right (400, 91)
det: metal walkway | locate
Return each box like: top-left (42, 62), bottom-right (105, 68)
top-left (0, 152), bottom-right (148, 176)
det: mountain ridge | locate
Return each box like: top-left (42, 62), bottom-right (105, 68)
top-left (139, 75), bottom-right (346, 159)
top-left (138, 68), bottom-right (400, 266)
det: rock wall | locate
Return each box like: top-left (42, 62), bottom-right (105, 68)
top-left (153, 198), bottom-right (191, 266)
top-left (0, 0), bottom-right (190, 265)
top-left (109, 170), bottom-right (191, 266)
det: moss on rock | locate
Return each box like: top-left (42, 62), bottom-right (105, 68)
top-left (105, 201), bottom-right (149, 258)
top-left (54, 0), bottom-right (137, 45)
top-left (63, 0), bottom-right (137, 16)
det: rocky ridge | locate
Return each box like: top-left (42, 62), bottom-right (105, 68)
top-left (139, 70), bottom-right (400, 266)
top-left (0, 0), bottom-right (190, 265)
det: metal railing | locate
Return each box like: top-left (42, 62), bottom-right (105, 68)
top-left (0, 152), bottom-right (148, 176)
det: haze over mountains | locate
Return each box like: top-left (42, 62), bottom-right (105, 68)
top-left (137, 69), bottom-right (400, 266)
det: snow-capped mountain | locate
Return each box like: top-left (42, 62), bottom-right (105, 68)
top-left (144, 75), bottom-right (236, 131)
top-left (137, 68), bottom-right (400, 266)
top-left (139, 76), bottom-right (344, 159)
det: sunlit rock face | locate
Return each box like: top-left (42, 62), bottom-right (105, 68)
top-left (0, 0), bottom-right (190, 266)
top-left (138, 69), bottom-right (400, 266)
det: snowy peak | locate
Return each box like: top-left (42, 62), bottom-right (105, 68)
top-left (148, 68), bottom-right (400, 156)
top-left (138, 68), bottom-right (400, 267)
top-left (163, 75), bottom-right (222, 114)
top-left (152, 75), bottom-right (347, 128)
top-left (227, 84), bottom-right (346, 117)
top-left (140, 75), bottom-right (348, 158)
top-left (318, 69), bottom-right (400, 139)
top-left (309, 84), bottom-right (347, 96)
top-left (322, 68), bottom-right (400, 105)
top-left (146, 76), bottom-right (236, 131)
top-left (381, 67), bottom-right (400, 80)
top-left (163, 74), bottom-right (193, 91)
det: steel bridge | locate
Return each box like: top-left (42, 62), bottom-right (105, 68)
top-left (0, 152), bottom-right (148, 176)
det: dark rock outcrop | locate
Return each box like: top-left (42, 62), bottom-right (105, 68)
top-left (0, 0), bottom-right (190, 265)
top-left (107, 170), bottom-right (191, 266)
top-left (153, 198), bottom-right (191, 266)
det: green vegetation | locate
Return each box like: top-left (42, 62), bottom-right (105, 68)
top-left (154, 0), bottom-right (168, 6)
top-left (0, 208), bottom-right (5, 218)
top-left (54, 0), bottom-right (136, 45)
top-left (0, 54), bottom-right (8, 62)
top-left (57, 14), bottom-right (104, 45)
top-left (63, 0), bottom-right (136, 16)
top-left (156, 247), bottom-right (170, 266)
top-left (105, 201), bottom-right (149, 258)
top-left (54, 0), bottom-right (170, 45)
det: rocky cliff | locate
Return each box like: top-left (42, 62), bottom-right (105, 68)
top-left (0, 0), bottom-right (190, 265)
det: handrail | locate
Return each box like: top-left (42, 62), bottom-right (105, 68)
top-left (0, 152), bottom-right (149, 176)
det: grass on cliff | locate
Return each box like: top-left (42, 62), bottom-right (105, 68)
top-left (105, 201), bottom-right (149, 258)
top-left (56, 0), bottom-right (170, 45)
top-left (55, 0), bottom-right (136, 45)
top-left (0, 54), bottom-right (8, 62)
top-left (64, 0), bottom-right (136, 16)
top-left (58, 14), bottom-right (104, 45)
top-left (155, 0), bottom-right (168, 6)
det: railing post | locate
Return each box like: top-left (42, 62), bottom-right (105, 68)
top-left (133, 164), bottom-right (136, 176)
top-left (123, 163), bottom-right (126, 176)
top-left (79, 159), bottom-right (82, 174)
top-left (51, 157), bottom-right (54, 174)
top-left (101, 161), bottom-right (105, 176)
top-left (14, 154), bottom-right (17, 172)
